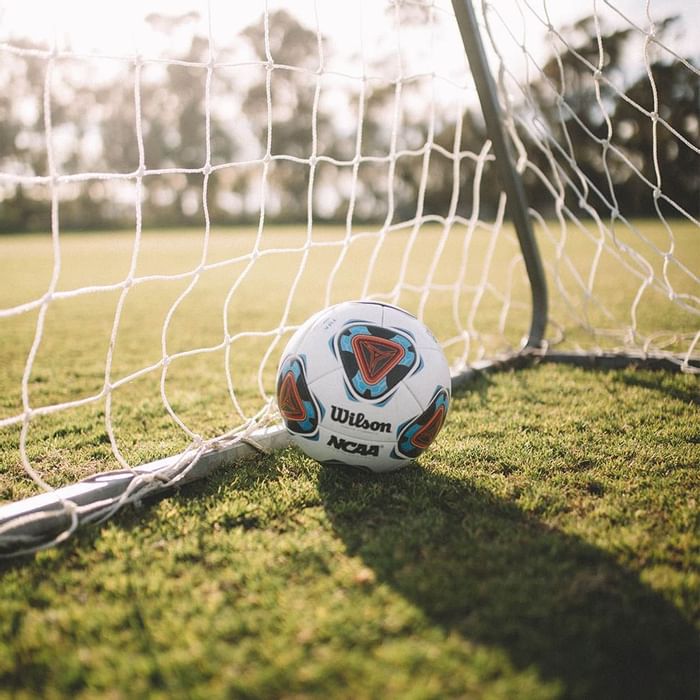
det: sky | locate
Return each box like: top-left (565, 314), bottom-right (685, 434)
top-left (0, 0), bottom-right (696, 60)
top-left (0, 0), bottom-right (696, 113)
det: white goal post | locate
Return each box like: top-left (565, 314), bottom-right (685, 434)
top-left (0, 0), bottom-right (698, 556)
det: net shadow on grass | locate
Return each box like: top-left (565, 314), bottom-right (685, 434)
top-left (611, 371), bottom-right (700, 407)
top-left (318, 466), bottom-right (699, 700)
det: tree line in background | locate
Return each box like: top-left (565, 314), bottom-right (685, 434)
top-left (0, 9), bottom-right (697, 233)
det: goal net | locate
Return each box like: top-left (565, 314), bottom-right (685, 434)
top-left (0, 0), bottom-right (698, 554)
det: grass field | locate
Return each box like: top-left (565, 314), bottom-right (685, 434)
top-left (0, 224), bottom-right (698, 698)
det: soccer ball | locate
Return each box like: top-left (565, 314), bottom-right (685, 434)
top-left (276, 301), bottom-right (450, 473)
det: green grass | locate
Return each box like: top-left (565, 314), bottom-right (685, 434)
top-left (0, 225), bottom-right (698, 699)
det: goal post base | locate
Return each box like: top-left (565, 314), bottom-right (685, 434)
top-left (536, 351), bottom-right (700, 373)
top-left (0, 425), bottom-right (291, 558)
top-left (451, 350), bottom-right (699, 391)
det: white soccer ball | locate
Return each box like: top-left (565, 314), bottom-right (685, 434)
top-left (276, 301), bottom-right (451, 473)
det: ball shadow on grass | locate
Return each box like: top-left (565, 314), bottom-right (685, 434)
top-left (317, 465), bottom-right (699, 700)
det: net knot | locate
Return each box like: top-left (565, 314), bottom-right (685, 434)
top-left (60, 498), bottom-right (79, 517)
top-left (239, 435), bottom-right (269, 455)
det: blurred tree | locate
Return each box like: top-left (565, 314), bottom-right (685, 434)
top-left (237, 9), bottom-right (334, 222)
top-left (520, 15), bottom-right (698, 219)
top-left (520, 16), bottom-right (633, 216)
top-left (0, 11), bottom-right (695, 231)
top-left (0, 41), bottom-right (51, 231)
top-left (612, 58), bottom-right (699, 217)
top-left (428, 109), bottom-right (499, 220)
top-left (138, 24), bottom-right (237, 227)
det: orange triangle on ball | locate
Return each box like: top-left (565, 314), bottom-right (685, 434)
top-left (351, 334), bottom-right (406, 385)
top-left (278, 372), bottom-right (307, 422)
top-left (410, 405), bottom-right (446, 450)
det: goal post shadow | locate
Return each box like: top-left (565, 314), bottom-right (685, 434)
top-left (316, 464), bottom-right (700, 699)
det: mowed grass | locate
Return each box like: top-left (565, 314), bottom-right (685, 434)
top-left (0, 224), bottom-right (699, 699)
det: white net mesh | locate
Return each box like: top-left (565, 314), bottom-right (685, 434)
top-left (0, 0), bottom-right (698, 552)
